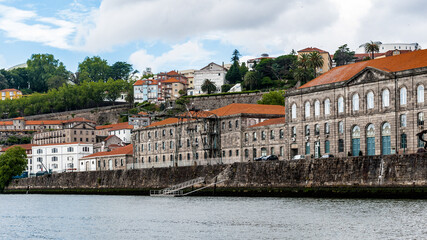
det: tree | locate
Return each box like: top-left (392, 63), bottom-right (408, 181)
top-left (0, 146), bottom-right (27, 190)
top-left (105, 78), bottom-right (125, 104)
top-left (26, 54), bottom-right (69, 92)
top-left (308, 52), bottom-right (324, 78)
top-left (239, 62), bottom-right (248, 79)
top-left (78, 56), bottom-right (110, 82)
top-left (225, 61), bottom-right (242, 84)
top-left (243, 71), bottom-right (261, 90)
top-left (293, 54), bottom-right (314, 85)
top-left (365, 41), bottom-right (380, 59)
top-left (47, 75), bottom-right (67, 89)
top-left (231, 49), bottom-right (241, 62)
top-left (333, 44), bottom-right (355, 66)
top-left (257, 91), bottom-right (285, 106)
top-left (110, 61), bottom-right (133, 80)
top-left (201, 79), bottom-right (217, 94)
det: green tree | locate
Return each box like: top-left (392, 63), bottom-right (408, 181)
top-left (26, 54), bottom-right (69, 92)
top-left (333, 44), bottom-right (355, 66)
top-left (255, 58), bottom-right (275, 80)
top-left (365, 41), bottom-right (380, 59)
top-left (47, 75), bottom-right (67, 89)
top-left (243, 71), bottom-right (261, 90)
top-left (308, 52), bottom-right (324, 78)
top-left (231, 49), bottom-right (241, 62)
top-left (78, 56), bottom-right (110, 82)
top-left (201, 79), bottom-right (217, 94)
top-left (239, 62), bottom-right (248, 79)
top-left (0, 146), bottom-right (27, 190)
top-left (110, 61), bottom-right (133, 80)
top-left (257, 90), bottom-right (285, 106)
top-left (225, 61), bottom-right (242, 84)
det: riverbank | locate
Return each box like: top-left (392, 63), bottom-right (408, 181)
top-left (5, 153), bottom-right (427, 198)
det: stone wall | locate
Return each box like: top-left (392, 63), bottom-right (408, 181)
top-left (188, 92), bottom-right (265, 110)
top-left (6, 154), bottom-right (427, 194)
top-left (14, 104), bottom-right (129, 125)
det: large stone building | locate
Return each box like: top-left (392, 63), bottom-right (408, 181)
top-left (80, 144), bottom-right (133, 171)
top-left (193, 62), bottom-right (227, 95)
top-left (285, 49), bottom-right (427, 159)
top-left (130, 103), bottom-right (285, 169)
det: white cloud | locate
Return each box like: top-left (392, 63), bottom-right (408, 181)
top-left (129, 40), bottom-right (213, 73)
top-left (0, 4), bottom-right (76, 49)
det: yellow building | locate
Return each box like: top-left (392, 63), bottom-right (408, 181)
top-left (297, 47), bottom-right (332, 75)
top-left (0, 89), bottom-right (22, 100)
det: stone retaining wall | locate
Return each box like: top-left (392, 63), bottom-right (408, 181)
top-left (188, 92), bottom-right (265, 110)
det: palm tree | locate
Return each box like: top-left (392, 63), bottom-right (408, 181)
top-left (308, 52), bottom-right (324, 78)
top-left (365, 41), bottom-right (380, 59)
top-left (201, 79), bottom-right (217, 94)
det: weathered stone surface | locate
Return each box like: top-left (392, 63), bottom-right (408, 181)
top-left (188, 92), bottom-right (264, 111)
top-left (6, 154), bottom-right (427, 192)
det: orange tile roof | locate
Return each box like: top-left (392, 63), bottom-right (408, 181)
top-left (0, 88), bottom-right (21, 92)
top-left (134, 80), bottom-right (144, 86)
top-left (96, 122), bottom-right (130, 130)
top-left (298, 47), bottom-right (328, 53)
top-left (26, 120), bottom-right (63, 125)
top-left (163, 78), bottom-right (181, 83)
top-left (108, 124), bottom-right (133, 131)
top-left (167, 70), bottom-right (179, 75)
top-left (210, 103), bottom-right (285, 117)
top-left (300, 49), bottom-right (427, 89)
top-left (1, 144), bottom-right (38, 152)
top-left (82, 144), bottom-right (133, 159)
top-left (37, 142), bottom-right (89, 147)
top-left (145, 118), bottom-right (181, 128)
top-left (13, 117), bottom-right (25, 120)
top-left (0, 121), bottom-right (12, 125)
top-left (249, 117), bottom-right (286, 128)
top-left (138, 111), bottom-right (148, 115)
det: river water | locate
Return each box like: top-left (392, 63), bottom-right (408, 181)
top-left (0, 195), bottom-right (426, 240)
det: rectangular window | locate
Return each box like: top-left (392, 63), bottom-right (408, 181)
top-left (400, 114), bottom-right (407, 127)
top-left (270, 130), bottom-right (275, 139)
top-left (400, 134), bottom-right (407, 149)
top-left (305, 142), bottom-right (310, 155)
top-left (338, 139), bottom-right (344, 152)
top-left (325, 140), bottom-right (330, 153)
top-left (261, 131), bottom-right (266, 140)
top-left (270, 147), bottom-right (274, 155)
top-left (280, 146), bottom-right (284, 156)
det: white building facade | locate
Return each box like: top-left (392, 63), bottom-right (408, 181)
top-left (31, 143), bottom-right (93, 174)
top-left (193, 62), bottom-right (227, 95)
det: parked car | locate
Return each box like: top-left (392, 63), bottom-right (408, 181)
top-left (292, 155), bottom-right (306, 160)
top-left (264, 155), bottom-right (279, 161)
top-left (35, 171), bottom-right (50, 177)
top-left (321, 154), bottom-right (335, 159)
top-left (254, 156), bottom-right (264, 161)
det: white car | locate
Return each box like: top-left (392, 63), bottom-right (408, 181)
top-left (292, 155), bottom-right (305, 160)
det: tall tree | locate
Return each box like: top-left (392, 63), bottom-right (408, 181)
top-left (243, 71), bottom-right (261, 90)
top-left (365, 41), bottom-right (380, 59)
top-left (110, 61), bottom-right (133, 80)
top-left (308, 52), bottom-right (324, 78)
top-left (225, 61), bottom-right (242, 84)
top-left (26, 54), bottom-right (68, 92)
top-left (239, 62), bottom-right (248, 79)
top-left (333, 44), bottom-right (355, 66)
top-left (78, 56), bottom-right (110, 82)
top-left (231, 49), bottom-right (241, 62)
top-left (0, 146), bottom-right (27, 190)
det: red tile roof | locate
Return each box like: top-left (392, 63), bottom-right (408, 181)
top-left (82, 144), bottom-right (133, 159)
top-left (138, 111), bottom-right (148, 115)
top-left (0, 121), bottom-right (12, 125)
top-left (108, 124), bottom-right (133, 131)
top-left (210, 103), bottom-right (285, 117)
top-left (298, 47), bottom-right (329, 53)
top-left (300, 49), bottom-right (427, 89)
top-left (96, 122), bottom-right (130, 130)
top-left (134, 80), bottom-right (144, 86)
top-left (0, 88), bottom-right (21, 92)
top-left (249, 117), bottom-right (286, 128)
top-left (26, 120), bottom-right (63, 125)
top-left (1, 144), bottom-right (38, 152)
top-left (146, 118), bottom-right (181, 128)
top-left (167, 70), bottom-right (179, 75)
top-left (163, 78), bottom-right (181, 83)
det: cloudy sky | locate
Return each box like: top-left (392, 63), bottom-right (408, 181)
top-left (0, 0), bottom-right (426, 73)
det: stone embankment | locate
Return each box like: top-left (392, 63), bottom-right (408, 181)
top-left (188, 92), bottom-right (265, 110)
top-left (5, 154), bottom-right (427, 198)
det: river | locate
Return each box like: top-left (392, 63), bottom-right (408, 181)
top-left (0, 195), bottom-right (426, 239)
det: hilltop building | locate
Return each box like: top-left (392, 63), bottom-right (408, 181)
top-left (356, 42), bottom-right (421, 53)
top-left (297, 47), bottom-right (332, 75)
top-left (193, 62), bottom-right (227, 95)
top-left (285, 49), bottom-right (427, 159)
top-left (1, 89), bottom-right (22, 100)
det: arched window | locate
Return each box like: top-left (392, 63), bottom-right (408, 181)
top-left (366, 124), bottom-right (375, 156)
top-left (381, 122), bottom-right (392, 155)
top-left (291, 104), bottom-right (297, 119)
top-left (338, 97), bottom-right (344, 113)
top-left (400, 87), bottom-right (407, 105)
top-left (305, 102), bottom-right (310, 118)
top-left (352, 93), bottom-right (359, 111)
top-left (417, 85), bottom-right (424, 103)
top-left (382, 89), bottom-right (390, 107)
top-left (314, 100), bottom-right (320, 116)
top-left (367, 91), bottom-right (374, 109)
top-left (325, 122), bottom-right (330, 134)
top-left (324, 99), bottom-right (330, 115)
top-left (352, 126), bottom-right (361, 156)
top-left (338, 121), bottom-right (344, 134)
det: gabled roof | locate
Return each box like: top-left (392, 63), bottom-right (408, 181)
top-left (199, 62), bottom-right (227, 71)
top-left (167, 70), bottom-right (179, 75)
top-left (26, 120), bottom-right (63, 125)
top-left (163, 78), bottom-right (181, 83)
top-left (1, 144), bottom-right (38, 152)
top-left (0, 88), bottom-right (21, 92)
top-left (81, 144), bottom-right (133, 159)
top-left (134, 80), bottom-right (144, 86)
top-left (249, 117), bottom-right (286, 128)
top-left (210, 103), bottom-right (285, 117)
top-left (298, 47), bottom-right (329, 53)
top-left (300, 49), bottom-right (427, 89)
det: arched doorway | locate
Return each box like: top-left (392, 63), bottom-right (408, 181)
top-left (352, 126), bottom-right (360, 156)
top-left (366, 124), bottom-right (375, 156)
top-left (382, 122), bottom-right (391, 155)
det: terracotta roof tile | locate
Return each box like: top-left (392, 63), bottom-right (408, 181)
top-left (0, 121), bottom-right (12, 125)
top-left (167, 70), bottom-right (179, 75)
top-left (300, 49), bottom-right (427, 89)
top-left (298, 47), bottom-right (328, 53)
top-left (145, 118), bottom-right (181, 128)
top-left (82, 144), bottom-right (133, 159)
top-left (249, 117), bottom-right (286, 128)
top-left (163, 78), bottom-right (181, 83)
top-left (0, 88), bottom-right (21, 92)
top-left (1, 144), bottom-right (38, 152)
top-left (210, 103), bottom-right (285, 117)
top-left (96, 122), bottom-right (130, 130)
top-left (134, 80), bottom-right (144, 86)
top-left (26, 120), bottom-right (63, 125)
